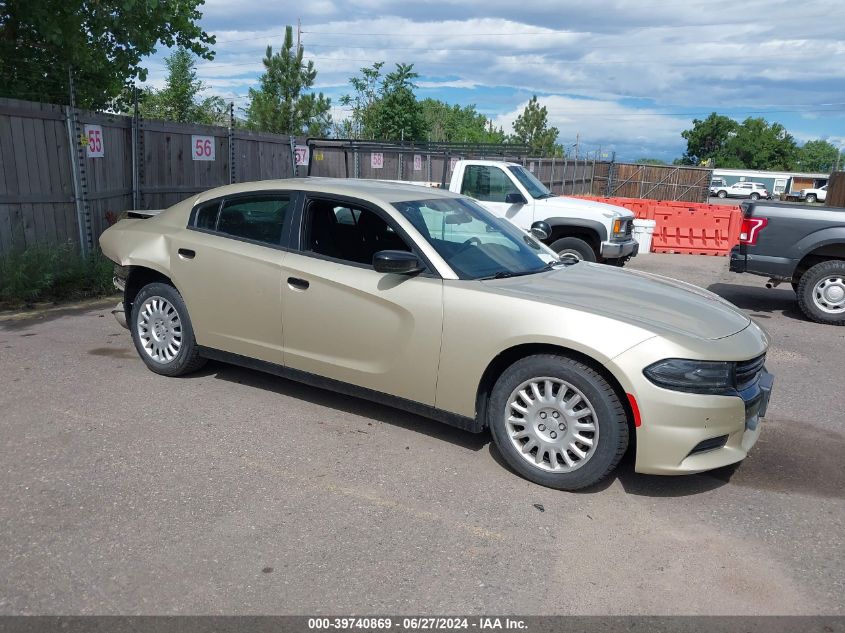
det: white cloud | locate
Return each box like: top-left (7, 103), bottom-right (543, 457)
top-left (137, 0), bottom-right (845, 158)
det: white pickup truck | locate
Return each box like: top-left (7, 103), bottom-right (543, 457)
top-left (441, 160), bottom-right (639, 264)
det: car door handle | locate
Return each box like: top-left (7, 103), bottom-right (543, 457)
top-left (287, 277), bottom-right (309, 290)
top-left (178, 248), bottom-right (196, 260)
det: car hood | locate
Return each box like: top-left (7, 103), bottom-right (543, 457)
top-left (483, 263), bottom-right (751, 341)
top-left (538, 196), bottom-right (635, 220)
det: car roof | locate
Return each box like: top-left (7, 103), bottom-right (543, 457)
top-left (193, 177), bottom-right (461, 205)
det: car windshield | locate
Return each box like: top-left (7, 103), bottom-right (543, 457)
top-left (507, 165), bottom-right (554, 199)
top-left (393, 197), bottom-right (559, 280)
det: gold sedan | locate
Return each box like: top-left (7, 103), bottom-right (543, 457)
top-left (100, 178), bottom-right (773, 490)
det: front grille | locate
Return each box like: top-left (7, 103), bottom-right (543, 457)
top-left (736, 354), bottom-right (766, 391)
top-left (624, 219), bottom-right (633, 236)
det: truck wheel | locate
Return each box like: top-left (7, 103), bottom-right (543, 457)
top-left (549, 237), bottom-right (596, 262)
top-left (796, 260), bottom-right (845, 325)
top-left (487, 354), bottom-right (629, 491)
top-left (717, 190), bottom-right (728, 199)
top-left (806, 194), bottom-right (817, 203)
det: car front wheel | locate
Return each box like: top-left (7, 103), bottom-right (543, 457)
top-left (130, 282), bottom-right (207, 376)
top-left (487, 354), bottom-right (629, 490)
top-left (717, 190), bottom-right (728, 198)
top-left (806, 194), bottom-right (817, 203)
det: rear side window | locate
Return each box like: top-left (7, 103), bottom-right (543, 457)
top-left (191, 194), bottom-right (291, 246)
top-left (194, 201), bottom-right (220, 230)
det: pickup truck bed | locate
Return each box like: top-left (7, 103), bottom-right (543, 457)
top-left (729, 200), bottom-right (845, 325)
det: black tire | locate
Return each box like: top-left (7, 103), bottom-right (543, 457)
top-left (750, 192), bottom-right (760, 201)
top-left (549, 237), bottom-right (597, 262)
top-left (806, 194), bottom-right (817, 203)
top-left (487, 354), bottom-right (629, 491)
top-left (604, 257), bottom-right (627, 267)
top-left (796, 260), bottom-right (845, 326)
top-left (130, 282), bottom-right (207, 375)
top-left (717, 190), bottom-right (728, 199)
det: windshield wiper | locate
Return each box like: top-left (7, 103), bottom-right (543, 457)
top-left (479, 261), bottom-right (562, 280)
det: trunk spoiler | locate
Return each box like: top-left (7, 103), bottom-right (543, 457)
top-left (126, 209), bottom-right (163, 219)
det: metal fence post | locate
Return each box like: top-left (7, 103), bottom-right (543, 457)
top-left (228, 103), bottom-right (235, 184)
top-left (131, 87), bottom-right (140, 210)
top-left (65, 67), bottom-right (92, 255)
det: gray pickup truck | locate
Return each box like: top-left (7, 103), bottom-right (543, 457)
top-left (729, 201), bottom-right (845, 325)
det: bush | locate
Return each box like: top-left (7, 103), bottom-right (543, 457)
top-left (0, 243), bottom-right (116, 308)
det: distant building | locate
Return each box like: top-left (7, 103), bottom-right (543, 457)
top-left (711, 168), bottom-right (830, 195)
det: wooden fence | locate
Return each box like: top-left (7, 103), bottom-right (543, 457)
top-left (0, 97), bottom-right (301, 256)
top-left (826, 171), bottom-right (845, 207)
top-left (0, 96), bottom-right (713, 256)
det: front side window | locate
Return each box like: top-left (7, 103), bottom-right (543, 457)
top-left (303, 199), bottom-right (413, 267)
top-left (394, 197), bottom-right (557, 280)
top-left (507, 165), bottom-right (554, 199)
top-left (192, 194), bottom-right (290, 246)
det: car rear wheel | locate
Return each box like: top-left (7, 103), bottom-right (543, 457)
top-left (549, 237), bottom-right (596, 262)
top-left (130, 282), bottom-right (207, 375)
top-left (796, 260), bottom-right (845, 325)
top-left (750, 192), bottom-right (760, 200)
top-left (806, 194), bottom-right (817, 203)
top-left (487, 354), bottom-right (629, 490)
top-left (717, 190), bottom-right (728, 199)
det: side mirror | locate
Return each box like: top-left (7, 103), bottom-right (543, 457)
top-left (530, 221), bottom-right (551, 241)
top-left (505, 192), bottom-right (527, 205)
top-left (373, 250), bottom-right (424, 275)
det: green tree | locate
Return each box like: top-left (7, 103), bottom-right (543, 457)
top-left (680, 113), bottom-right (739, 166)
top-left (139, 48), bottom-right (227, 125)
top-left (795, 139), bottom-right (842, 173)
top-left (723, 117), bottom-right (797, 170)
top-left (245, 25), bottom-right (331, 136)
top-left (340, 62), bottom-right (425, 140)
top-left (0, 0), bottom-right (214, 110)
top-left (635, 157), bottom-right (667, 165)
top-left (420, 99), bottom-right (505, 143)
top-left (509, 96), bottom-right (561, 155)
top-left (339, 62), bottom-right (385, 138)
top-left (370, 63), bottom-right (425, 140)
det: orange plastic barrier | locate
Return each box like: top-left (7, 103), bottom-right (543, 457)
top-left (572, 196), bottom-right (743, 255)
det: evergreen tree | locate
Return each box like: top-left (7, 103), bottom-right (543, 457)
top-left (246, 26), bottom-right (331, 136)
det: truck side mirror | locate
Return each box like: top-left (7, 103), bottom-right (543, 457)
top-left (505, 192), bottom-right (527, 205)
top-left (530, 221), bottom-right (551, 241)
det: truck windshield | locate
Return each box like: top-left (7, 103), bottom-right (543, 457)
top-left (507, 165), bottom-right (554, 199)
top-left (393, 197), bottom-right (559, 280)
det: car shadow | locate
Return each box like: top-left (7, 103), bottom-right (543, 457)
top-left (189, 362), bottom-right (845, 500)
top-left (707, 282), bottom-right (806, 321)
top-left (206, 360), bottom-right (490, 453)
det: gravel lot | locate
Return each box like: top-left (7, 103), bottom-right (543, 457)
top-left (1, 253), bottom-right (842, 615)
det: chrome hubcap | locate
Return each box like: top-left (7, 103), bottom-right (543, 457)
top-left (505, 377), bottom-right (599, 473)
top-left (137, 296), bottom-right (183, 363)
top-left (812, 276), bottom-right (845, 314)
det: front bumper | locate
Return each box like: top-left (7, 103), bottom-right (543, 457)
top-left (601, 238), bottom-right (639, 258)
top-left (608, 327), bottom-right (772, 475)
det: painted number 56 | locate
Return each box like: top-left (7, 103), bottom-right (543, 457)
top-left (191, 135), bottom-right (215, 161)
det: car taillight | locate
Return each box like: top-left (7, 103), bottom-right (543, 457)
top-left (739, 217), bottom-right (768, 245)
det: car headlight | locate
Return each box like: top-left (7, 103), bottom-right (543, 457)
top-left (643, 359), bottom-right (734, 394)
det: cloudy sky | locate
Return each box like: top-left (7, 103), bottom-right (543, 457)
top-left (141, 0), bottom-right (845, 161)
